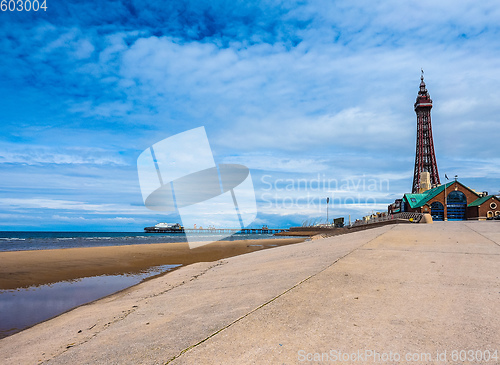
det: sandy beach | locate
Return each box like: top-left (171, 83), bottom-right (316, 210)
top-left (0, 238), bottom-right (305, 290)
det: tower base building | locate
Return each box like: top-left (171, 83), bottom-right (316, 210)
top-left (401, 180), bottom-right (500, 221)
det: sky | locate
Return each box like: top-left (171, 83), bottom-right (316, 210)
top-left (1, 0), bottom-right (499, 231)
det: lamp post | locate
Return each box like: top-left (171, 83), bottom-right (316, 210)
top-left (326, 197), bottom-right (330, 224)
top-left (444, 174), bottom-right (450, 221)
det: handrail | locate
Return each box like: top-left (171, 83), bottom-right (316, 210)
top-left (351, 212), bottom-right (425, 226)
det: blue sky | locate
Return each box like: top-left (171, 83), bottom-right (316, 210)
top-left (1, 0), bottom-right (499, 231)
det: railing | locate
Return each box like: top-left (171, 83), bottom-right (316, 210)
top-left (351, 212), bottom-right (425, 226)
top-left (392, 212), bottom-right (425, 222)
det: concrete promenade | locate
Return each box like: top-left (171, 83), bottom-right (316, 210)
top-left (1, 222), bottom-right (499, 364)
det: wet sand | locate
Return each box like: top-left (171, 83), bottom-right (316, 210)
top-left (0, 238), bottom-right (305, 290)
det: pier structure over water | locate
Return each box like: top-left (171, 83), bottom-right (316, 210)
top-left (144, 227), bottom-right (288, 234)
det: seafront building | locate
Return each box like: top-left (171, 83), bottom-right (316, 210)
top-left (400, 180), bottom-right (500, 221)
top-left (388, 73), bottom-right (500, 221)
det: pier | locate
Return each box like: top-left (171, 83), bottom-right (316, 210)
top-left (144, 227), bottom-right (288, 234)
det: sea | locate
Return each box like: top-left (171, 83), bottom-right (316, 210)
top-left (0, 231), bottom-right (278, 252)
top-left (0, 231), bottom-right (278, 339)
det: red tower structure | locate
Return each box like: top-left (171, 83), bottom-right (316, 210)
top-left (412, 70), bottom-right (440, 193)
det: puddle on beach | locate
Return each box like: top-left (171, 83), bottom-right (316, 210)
top-left (0, 264), bottom-right (181, 339)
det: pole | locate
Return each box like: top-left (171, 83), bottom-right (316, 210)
top-left (444, 181), bottom-right (447, 221)
top-left (444, 174), bottom-right (449, 221)
top-left (326, 197), bottom-right (329, 223)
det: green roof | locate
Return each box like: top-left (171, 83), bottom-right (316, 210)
top-left (468, 195), bottom-right (499, 207)
top-left (404, 193), bottom-right (427, 208)
top-left (404, 181), bottom-right (455, 208)
top-left (404, 181), bottom-right (497, 208)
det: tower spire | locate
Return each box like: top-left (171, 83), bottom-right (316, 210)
top-left (419, 69), bottom-right (428, 95)
top-left (412, 72), bottom-right (440, 193)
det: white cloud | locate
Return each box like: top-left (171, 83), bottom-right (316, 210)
top-left (0, 145), bottom-right (127, 166)
top-left (0, 198), bottom-right (117, 212)
top-left (0, 198), bottom-right (152, 215)
top-left (221, 154), bottom-right (329, 173)
top-left (69, 100), bottom-right (133, 118)
top-left (51, 215), bottom-right (138, 223)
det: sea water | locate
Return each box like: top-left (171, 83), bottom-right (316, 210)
top-left (0, 231), bottom-right (278, 252)
top-left (0, 264), bottom-right (181, 339)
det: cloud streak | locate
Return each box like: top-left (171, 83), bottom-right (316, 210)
top-left (0, 145), bottom-right (127, 166)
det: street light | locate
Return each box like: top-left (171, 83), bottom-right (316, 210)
top-left (326, 197), bottom-right (330, 224)
top-left (444, 174), bottom-right (449, 221)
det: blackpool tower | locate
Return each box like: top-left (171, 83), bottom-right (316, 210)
top-left (412, 70), bottom-right (440, 193)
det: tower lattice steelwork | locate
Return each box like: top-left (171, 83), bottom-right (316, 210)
top-left (412, 71), bottom-right (440, 193)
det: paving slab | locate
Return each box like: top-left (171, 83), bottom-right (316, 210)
top-left (172, 222), bottom-right (500, 365)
